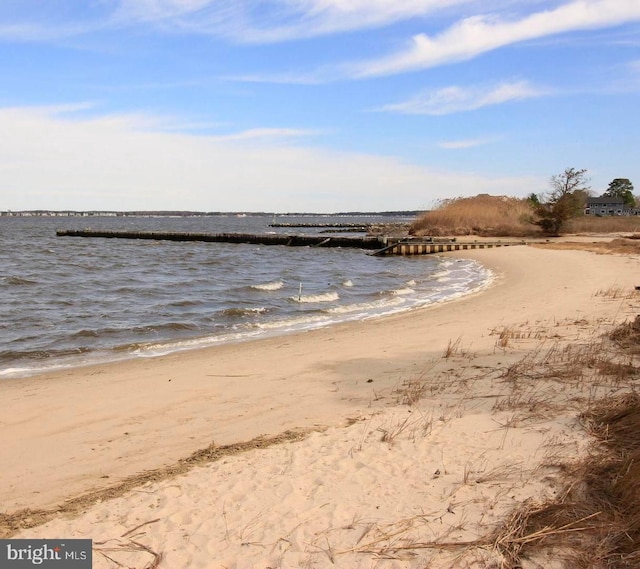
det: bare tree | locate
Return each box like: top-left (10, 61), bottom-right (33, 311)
top-left (532, 168), bottom-right (590, 235)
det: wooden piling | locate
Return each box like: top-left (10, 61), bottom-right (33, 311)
top-left (371, 239), bottom-right (527, 256)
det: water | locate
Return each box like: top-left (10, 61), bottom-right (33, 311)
top-left (0, 214), bottom-right (493, 379)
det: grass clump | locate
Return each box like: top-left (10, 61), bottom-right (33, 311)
top-left (489, 393), bottom-right (640, 569)
top-left (611, 315), bottom-right (640, 355)
top-left (409, 195), bottom-right (539, 238)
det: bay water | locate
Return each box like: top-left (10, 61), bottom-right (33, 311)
top-left (0, 214), bottom-right (492, 379)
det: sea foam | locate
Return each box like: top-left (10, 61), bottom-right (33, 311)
top-left (251, 281), bottom-right (284, 291)
top-left (293, 291), bottom-right (339, 303)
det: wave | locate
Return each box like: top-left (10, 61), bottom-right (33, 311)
top-left (0, 345), bottom-right (91, 364)
top-left (253, 314), bottom-right (330, 331)
top-left (144, 322), bottom-right (201, 333)
top-left (342, 280), bottom-right (354, 287)
top-left (0, 367), bottom-right (37, 378)
top-left (291, 291), bottom-right (339, 303)
top-left (68, 322), bottom-right (201, 340)
top-left (130, 329), bottom-right (264, 358)
top-left (430, 271), bottom-right (450, 279)
top-left (326, 297), bottom-right (405, 315)
top-left (390, 287), bottom-right (415, 296)
top-left (221, 307), bottom-right (268, 317)
top-left (166, 299), bottom-right (201, 308)
top-left (3, 276), bottom-right (37, 286)
top-left (251, 281), bottom-right (284, 291)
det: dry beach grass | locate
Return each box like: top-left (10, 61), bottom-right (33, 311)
top-left (410, 195), bottom-right (640, 238)
top-left (410, 195), bottom-right (537, 237)
top-left (2, 239), bottom-right (640, 568)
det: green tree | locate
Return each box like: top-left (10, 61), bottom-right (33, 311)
top-left (527, 192), bottom-right (540, 207)
top-left (572, 188), bottom-right (592, 211)
top-left (603, 178), bottom-right (635, 208)
top-left (532, 167), bottom-right (590, 235)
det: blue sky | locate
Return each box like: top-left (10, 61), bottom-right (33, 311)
top-left (1, 0), bottom-right (639, 212)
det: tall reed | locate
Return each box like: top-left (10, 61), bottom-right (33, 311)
top-left (410, 194), bottom-right (640, 237)
top-left (409, 195), bottom-right (540, 237)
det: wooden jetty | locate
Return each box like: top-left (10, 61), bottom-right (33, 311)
top-left (55, 229), bottom-right (384, 250)
top-left (56, 229), bottom-right (527, 256)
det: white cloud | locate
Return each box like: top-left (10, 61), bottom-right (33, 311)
top-left (0, 105), bottom-right (541, 212)
top-left (350, 0), bottom-right (640, 77)
top-left (380, 80), bottom-right (547, 115)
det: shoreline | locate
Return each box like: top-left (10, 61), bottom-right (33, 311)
top-left (3, 245), bottom-right (639, 553)
top-left (0, 258), bottom-right (493, 382)
top-left (1, 256), bottom-right (492, 382)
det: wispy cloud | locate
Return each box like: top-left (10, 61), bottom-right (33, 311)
top-left (2, 0), bottom-right (639, 54)
top-left (14, 103), bottom-right (320, 139)
top-left (603, 58), bottom-right (640, 93)
top-left (349, 0), bottom-right (640, 77)
top-left (224, 72), bottom-right (330, 86)
top-left (0, 0), bottom-right (477, 43)
top-left (379, 80), bottom-right (547, 115)
top-left (0, 3), bottom-right (114, 41)
top-left (110, 0), bottom-right (478, 43)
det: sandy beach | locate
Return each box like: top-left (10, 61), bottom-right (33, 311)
top-left (3, 243), bottom-right (639, 568)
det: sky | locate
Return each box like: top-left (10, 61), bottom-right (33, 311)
top-left (1, 0), bottom-right (639, 213)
